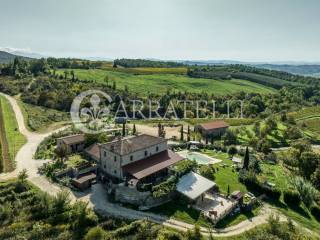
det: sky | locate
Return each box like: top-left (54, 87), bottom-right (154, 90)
top-left (0, 0), bottom-right (319, 62)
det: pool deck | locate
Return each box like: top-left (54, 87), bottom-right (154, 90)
top-left (177, 150), bottom-right (222, 165)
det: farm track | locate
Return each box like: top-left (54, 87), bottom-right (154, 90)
top-left (0, 98), bottom-right (12, 172)
top-left (0, 92), bottom-right (318, 237)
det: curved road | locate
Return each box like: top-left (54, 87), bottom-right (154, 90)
top-left (0, 93), bottom-right (290, 237)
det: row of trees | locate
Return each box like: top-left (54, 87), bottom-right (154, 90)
top-left (113, 58), bottom-right (184, 68)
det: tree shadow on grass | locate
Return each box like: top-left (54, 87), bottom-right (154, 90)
top-left (266, 199), bottom-right (311, 219)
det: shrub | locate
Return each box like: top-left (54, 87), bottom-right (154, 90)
top-left (199, 165), bottom-right (215, 181)
top-left (174, 160), bottom-right (197, 177)
top-left (84, 227), bottom-right (108, 240)
top-left (283, 190), bottom-right (301, 206)
top-left (310, 205), bottom-right (320, 222)
top-left (152, 176), bottom-right (178, 198)
top-left (291, 176), bottom-right (317, 208)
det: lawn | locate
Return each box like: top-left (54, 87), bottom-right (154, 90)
top-left (57, 69), bottom-right (276, 96)
top-left (17, 99), bottom-right (70, 132)
top-left (201, 150), bottom-right (248, 194)
top-left (257, 162), bottom-right (291, 193)
top-left (0, 95), bottom-right (26, 171)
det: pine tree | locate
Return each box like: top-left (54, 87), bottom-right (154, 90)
top-left (243, 146), bottom-right (250, 170)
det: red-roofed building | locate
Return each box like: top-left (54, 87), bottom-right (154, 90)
top-left (195, 120), bottom-right (229, 137)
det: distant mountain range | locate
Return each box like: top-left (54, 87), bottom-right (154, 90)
top-left (1, 49), bottom-right (320, 77)
top-left (255, 64), bottom-right (320, 77)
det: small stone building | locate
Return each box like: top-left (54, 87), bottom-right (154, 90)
top-left (195, 120), bottom-right (229, 137)
top-left (57, 134), bottom-right (85, 154)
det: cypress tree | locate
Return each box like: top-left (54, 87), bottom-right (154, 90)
top-left (180, 125), bottom-right (184, 141)
top-left (243, 146), bottom-right (250, 170)
top-left (132, 124), bottom-right (136, 135)
top-left (122, 123), bottom-right (126, 136)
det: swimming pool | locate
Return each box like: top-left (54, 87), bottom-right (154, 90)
top-left (177, 151), bottom-right (222, 165)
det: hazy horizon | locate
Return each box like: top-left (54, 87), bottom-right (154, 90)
top-left (1, 0), bottom-right (320, 62)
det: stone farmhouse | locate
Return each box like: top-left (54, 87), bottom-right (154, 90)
top-left (99, 134), bottom-right (184, 186)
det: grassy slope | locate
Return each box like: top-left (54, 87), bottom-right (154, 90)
top-left (289, 106), bottom-right (320, 141)
top-left (0, 95), bottom-right (26, 170)
top-left (57, 69), bottom-right (276, 96)
top-left (17, 99), bottom-right (70, 132)
top-left (236, 121), bottom-right (287, 146)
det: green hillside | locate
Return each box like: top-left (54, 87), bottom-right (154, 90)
top-left (289, 106), bottom-right (320, 142)
top-left (0, 51), bottom-right (30, 64)
top-left (57, 69), bottom-right (276, 96)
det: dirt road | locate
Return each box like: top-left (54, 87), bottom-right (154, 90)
top-left (0, 92), bottom-right (305, 237)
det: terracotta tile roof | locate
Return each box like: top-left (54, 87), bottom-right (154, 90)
top-left (198, 120), bottom-right (229, 130)
top-left (85, 143), bottom-right (100, 160)
top-left (101, 134), bottom-right (166, 156)
top-left (72, 173), bottom-right (96, 184)
top-left (59, 134), bottom-right (85, 145)
top-left (122, 150), bottom-right (184, 179)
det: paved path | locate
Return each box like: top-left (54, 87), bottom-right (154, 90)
top-left (0, 92), bottom-right (303, 237)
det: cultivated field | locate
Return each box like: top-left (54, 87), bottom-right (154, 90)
top-left (57, 69), bottom-right (277, 96)
top-left (0, 95), bottom-right (26, 171)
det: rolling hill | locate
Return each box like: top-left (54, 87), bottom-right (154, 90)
top-left (56, 68), bottom-right (276, 96)
top-left (0, 51), bottom-right (31, 63)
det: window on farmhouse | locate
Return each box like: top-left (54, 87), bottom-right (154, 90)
top-left (104, 151), bottom-right (106, 157)
top-left (145, 151), bottom-right (148, 156)
top-left (156, 146), bottom-right (159, 152)
top-left (114, 156), bottom-right (116, 162)
top-left (130, 155), bottom-right (133, 161)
